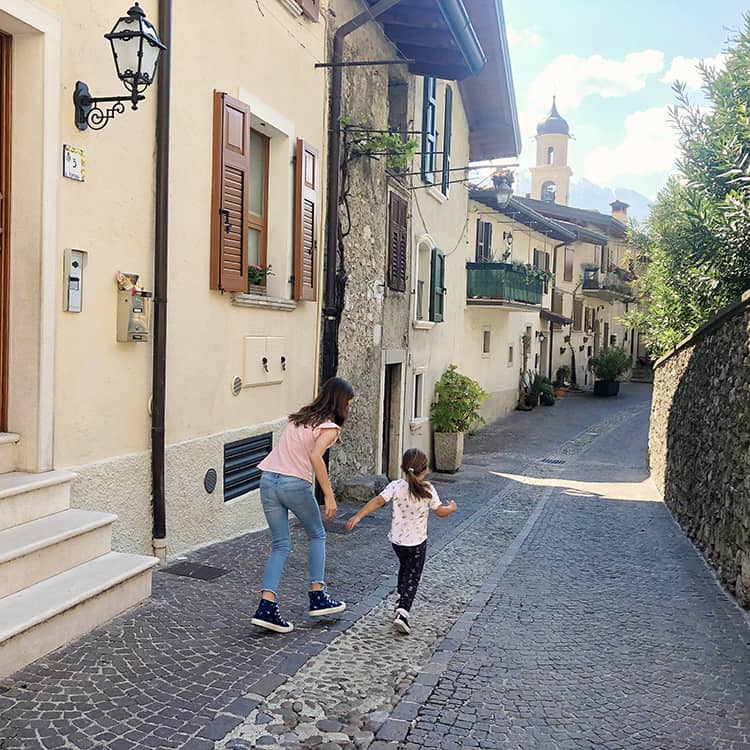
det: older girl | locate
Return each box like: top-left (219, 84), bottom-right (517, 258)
top-left (251, 377), bottom-right (354, 633)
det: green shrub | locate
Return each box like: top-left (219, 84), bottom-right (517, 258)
top-left (554, 365), bottom-right (571, 386)
top-left (588, 346), bottom-right (631, 381)
top-left (430, 365), bottom-right (488, 433)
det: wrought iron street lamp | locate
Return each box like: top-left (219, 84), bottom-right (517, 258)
top-left (74, 3), bottom-right (167, 131)
top-left (493, 171), bottom-right (514, 209)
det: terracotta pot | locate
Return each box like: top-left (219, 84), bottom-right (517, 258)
top-left (554, 387), bottom-right (565, 398)
top-left (433, 432), bottom-right (464, 472)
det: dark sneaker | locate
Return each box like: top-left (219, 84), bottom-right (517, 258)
top-left (251, 599), bottom-right (294, 633)
top-left (308, 589), bottom-right (346, 617)
top-left (393, 609), bottom-right (411, 634)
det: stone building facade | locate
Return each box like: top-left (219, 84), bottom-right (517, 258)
top-left (649, 290), bottom-right (750, 607)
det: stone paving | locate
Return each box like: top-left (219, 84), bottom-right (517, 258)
top-left (1, 384), bottom-right (749, 750)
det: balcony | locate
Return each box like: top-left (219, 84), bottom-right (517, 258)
top-left (582, 267), bottom-right (633, 301)
top-left (466, 262), bottom-right (543, 308)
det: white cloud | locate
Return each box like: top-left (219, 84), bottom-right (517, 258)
top-left (507, 26), bottom-right (543, 50)
top-left (582, 106), bottom-right (678, 188)
top-left (661, 53), bottom-right (727, 90)
top-left (526, 50), bottom-right (665, 117)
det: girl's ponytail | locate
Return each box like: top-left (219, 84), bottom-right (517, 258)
top-left (402, 448), bottom-right (432, 500)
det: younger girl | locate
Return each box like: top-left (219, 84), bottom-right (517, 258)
top-left (251, 376), bottom-right (354, 633)
top-left (345, 448), bottom-right (457, 634)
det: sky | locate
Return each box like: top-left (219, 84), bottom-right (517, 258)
top-left (502, 0), bottom-right (750, 200)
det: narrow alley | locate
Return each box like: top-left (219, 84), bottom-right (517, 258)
top-left (1, 384), bottom-right (747, 750)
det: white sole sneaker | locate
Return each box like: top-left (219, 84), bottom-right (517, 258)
top-left (393, 616), bottom-right (411, 634)
top-left (251, 617), bottom-right (294, 633)
top-left (308, 602), bottom-right (347, 617)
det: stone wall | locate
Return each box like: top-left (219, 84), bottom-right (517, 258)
top-left (649, 290), bottom-right (750, 607)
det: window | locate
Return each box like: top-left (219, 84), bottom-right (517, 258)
top-left (475, 219), bottom-right (493, 262)
top-left (532, 248), bottom-right (542, 268)
top-left (551, 289), bottom-right (563, 330)
top-left (248, 129), bottom-right (270, 275)
top-left (541, 181), bottom-right (556, 203)
top-left (224, 433), bottom-right (272, 501)
top-left (584, 307), bottom-right (593, 331)
top-left (421, 77), bottom-right (437, 184)
top-left (428, 247), bottom-right (445, 322)
top-left (482, 330), bottom-right (491, 355)
top-left (441, 86), bottom-right (453, 195)
top-left (547, 146), bottom-right (554, 165)
top-left (413, 373), bottom-right (424, 419)
top-left (387, 193), bottom-right (408, 291)
top-left (600, 244), bottom-right (610, 273)
top-left (507, 345), bottom-right (514, 366)
top-left (415, 280), bottom-right (424, 320)
top-left (564, 246), bottom-right (574, 282)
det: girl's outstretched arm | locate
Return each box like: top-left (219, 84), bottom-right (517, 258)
top-left (433, 499), bottom-right (458, 517)
top-left (345, 495), bottom-right (386, 532)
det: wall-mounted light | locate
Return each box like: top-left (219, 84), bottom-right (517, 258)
top-left (535, 331), bottom-right (546, 342)
top-left (493, 171), bottom-right (514, 209)
top-left (74, 3), bottom-right (166, 131)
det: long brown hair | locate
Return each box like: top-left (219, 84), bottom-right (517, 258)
top-left (402, 448), bottom-right (432, 500)
top-left (289, 377), bottom-right (354, 428)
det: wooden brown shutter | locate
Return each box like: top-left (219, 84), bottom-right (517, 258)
top-left (210, 92), bottom-right (250, 292)
top-left (387, 193), bottom-right (408, 292)
top-left (298, 0), bottom-right (319, 21)
top-left (294, 139), bottom-right (318, 301)
top-left (551, 289), bottom-right (563, 330)
top-left (573, 298), bottom-right (583, 331)
top-left (564, 246), bottom-right (574, 282)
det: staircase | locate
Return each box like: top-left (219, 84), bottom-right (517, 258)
top-left (0, 442), bottom-right (158, 679)
top-left (630, 360), bottom-right (654, 383)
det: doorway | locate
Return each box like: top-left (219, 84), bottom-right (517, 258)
top-left (0, 33), bottom-right (10, 431)
top-left (381, 363), bottom-right (402, 478)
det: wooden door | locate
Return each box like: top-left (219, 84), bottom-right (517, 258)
top-left (0, 34), bottom-right (11, 431)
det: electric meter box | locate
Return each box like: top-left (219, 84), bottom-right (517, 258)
top-left (117, 288), bottom-right (152, 342)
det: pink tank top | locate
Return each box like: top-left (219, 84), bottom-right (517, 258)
top-left (258, 420), bottom-right (340, 484)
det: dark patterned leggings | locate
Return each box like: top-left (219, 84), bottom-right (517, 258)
top-left (392, 540), bottom-right (427, 612)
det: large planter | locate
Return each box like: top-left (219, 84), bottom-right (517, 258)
top-left (525, 392), bottom-right (539, 408)
top-left (433, 431), bottom-right (464, 473)
top-left (594, 380), bottom-right (620, 397)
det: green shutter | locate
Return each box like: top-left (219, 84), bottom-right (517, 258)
top-left (441, 86), bottom-right (453, 195)
top-left (421, 77), bottom-right (437, 184)
top-left (429, 247), bottom-right (445, 322)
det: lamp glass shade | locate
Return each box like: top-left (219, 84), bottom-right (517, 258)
top-left (495, 180), bottom-right (513, 209)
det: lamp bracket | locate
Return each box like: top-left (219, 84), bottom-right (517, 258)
top-left (74, 81), bottom-right (145, 131)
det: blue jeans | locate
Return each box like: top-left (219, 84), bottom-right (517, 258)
top-left (259, 472), bottom-right (326, 596)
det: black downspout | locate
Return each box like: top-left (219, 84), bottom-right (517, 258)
top-left (151, 0), bottom-right (172, 560)
top-left (320, 0), bottom-right (402, 382)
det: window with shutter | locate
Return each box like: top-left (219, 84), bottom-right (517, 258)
top-left (387, 193), bottom-right (408, 292)
top-left (293, 139), bottom-right (318, 301)
top-left (441, 86), bottom-right (452, 195)
top-left (551, 289), bottom-right (563, 330)
top-left (475, 220), bottom-right (492, 262)
top-left (533, 249), bottom-right (541, 269)
top-left (297, 0), bottom-right (319, 21)
top-left (421, 77), bottom-right (437, 184)
top-left (429, 247), bottom-right (445, 322)
top-left (573, 299), bottom-right (583, 331)
top-left (544, 251), bottom-right (551, 293)
top-left (210, 91), bottom-right (250, 292)
top-left (601, 244), bottom-right (610, 272)
top-left (564, 246), bottom-right (574, 282)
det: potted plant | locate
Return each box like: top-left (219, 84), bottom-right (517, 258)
top-left (554, 365), bottom-right (571, 398)
top-left (247, 264), bottom-right (274, 295)
top-left (587, 346), bottom-right (631, 397)
top-left (430, 365), bottom-right (488, 472)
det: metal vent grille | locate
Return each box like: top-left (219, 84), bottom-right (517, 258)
top-left (540, 457), bottom-right (566, 465)
top-left (224, 433), bottom-right (272, 501)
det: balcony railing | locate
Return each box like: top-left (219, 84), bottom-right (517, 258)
top-left (466, 262), bottom-right (543, 306)
top-left (582, 267), bottom-right (633, 299)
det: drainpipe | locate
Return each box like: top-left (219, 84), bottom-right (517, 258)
top-left (548, 240), bottom-right (567, 379)
top-left (321, 0), bottom-right (402, 381)
top-left (151, 0), bottom-right (172, 562)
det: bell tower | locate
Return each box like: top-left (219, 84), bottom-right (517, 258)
top-left (530, 97), bottom-right (573, 205)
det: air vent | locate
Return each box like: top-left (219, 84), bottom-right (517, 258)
top-left (224, 433), bottom-right (272, 501)
top-left (540, 457), bottom-right (566, 465)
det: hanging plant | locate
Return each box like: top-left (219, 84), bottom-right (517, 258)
top-left (340, 116), bottom-right (419, 172)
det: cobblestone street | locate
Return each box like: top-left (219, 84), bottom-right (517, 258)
top-left (1, 384), bottom-right (748, 749)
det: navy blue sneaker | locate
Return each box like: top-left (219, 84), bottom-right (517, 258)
top-left (308, 588), bottom-right (346, 617)
top-left (393, 608), bottom-right (411, 634)
top-left (251, 599), bottom-right (293, 633)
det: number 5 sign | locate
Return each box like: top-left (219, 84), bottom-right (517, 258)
top-left (63, 145), bottom-right (85, 182)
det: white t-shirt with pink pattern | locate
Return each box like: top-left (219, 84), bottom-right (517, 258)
top-left (380, 478), bottom-right (442, 547)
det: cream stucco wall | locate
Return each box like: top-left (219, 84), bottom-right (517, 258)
top-left (5, 1), bottom-right (329, 555)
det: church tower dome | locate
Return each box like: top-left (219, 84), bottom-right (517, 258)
top-left (530, 98), bottom-right (573, 205)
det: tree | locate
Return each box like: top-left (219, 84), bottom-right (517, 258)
top-left (624, 16), bottom-right (750, 356)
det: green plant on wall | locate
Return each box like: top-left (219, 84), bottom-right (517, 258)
top-left (339, 116), bottom-right (419, 172)
top-left (509, 260), bottom-right (554, 286)
top-left (430, 365), bottom-right (488, 433)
